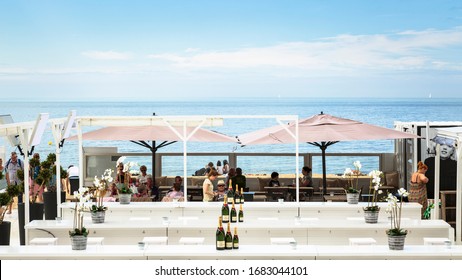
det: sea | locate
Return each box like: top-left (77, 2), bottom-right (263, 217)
top-left (1, 98), bottom-right (462, 177)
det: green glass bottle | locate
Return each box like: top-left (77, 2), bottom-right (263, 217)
top-left (234, 188), bottom-right (240, 204)
top-left (227, 180), bottom-right (234, 204)
top-left (222, 195), bottom-right (229, 223)
top-left (240, 187), bottom-right (245, 204)
top-left (233, 227), bottom-right (239, 249)
top-left (230, 199), bottom-right (237, 223)
top-left (216, 216), bottom-right (225, 250)
top-left (225, 222), bottom-right (233, 250)
top-left (238, 203), bottom-right (244, 223)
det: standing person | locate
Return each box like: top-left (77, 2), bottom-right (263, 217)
top-left (29, 153), bottom-right (43, 203)
top-left (136, 165), bottom-right (153, 198)
top-left (0, 158), bottom-right (6, 191)
top-left (222, 159), bottom-right (230, 175)
top-left (66, 164), bottom-right (79, 194)
top-left (409, 161), bottom-right (429, 218)
top-left (202, 169), bottom-right (218, 202)
top-left (216, 160), bottom-right (223, 175)
top-left (232, 167), bottom-right (247, 192)
top-left (5, 152), bottom-right (24, 214)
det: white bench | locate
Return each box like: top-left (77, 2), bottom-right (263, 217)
top-left (423, 237), bottom-right (450, 246)
top-left (142, 236), bottom-right (168, 245)
top-left (349, 238), bottom-right (377, 246)
top-left (87, 237), bottom-right (105, 246)
top-left (179, 237), bottom-right (204, 245)
top-left (30, 238), bottom-right (58, 246)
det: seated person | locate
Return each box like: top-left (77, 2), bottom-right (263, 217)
top-left (231, 167), bottom-right (247, 192)
top-left (161, 183), bottom-right (184, 202)
top-left (215, 180), bottom-right (227, 201)
top-left (167, 176), bottom-right (184, 193)
top-left (109, 182), bottom-right (118, 197)
top-left (300, 166), bottom-right (313, 188)
top-left (136, 165), bottom-right (153, 197)
top-left (268, 172), bottom-right (281, 187)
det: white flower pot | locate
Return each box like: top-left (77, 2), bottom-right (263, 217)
top-left (363, 209), bottom-right (380, 223)
top-left (119, 194), bottom-right (132, 204)
top-left (91, 211), bottom-right (106, 223)
top-left (70, 235), bottom-right (87, 250)
top-left (387, 234), bottom-right (406, 250)
top-left (346, 193), bottom-right (360, 204)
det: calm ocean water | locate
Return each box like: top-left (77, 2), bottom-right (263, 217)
top-left (1, 98), bottom-right (462, 176)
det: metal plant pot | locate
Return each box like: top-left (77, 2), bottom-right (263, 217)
top-left (119, 194), bottom-right (131, 204)
top-left (70, 235), bottom-right (87, 250)
top-left (387, 234), bottom-right (406, 250)
top-left (91, 211), bottom-right (106, 223)
top-left (363, 209), bottom-right (380, 223)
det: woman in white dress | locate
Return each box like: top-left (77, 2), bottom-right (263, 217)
top-left (202, 169), bottom-right (218, 202)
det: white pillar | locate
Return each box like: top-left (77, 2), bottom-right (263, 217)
top-left (434, 144), bottom-right (440, 220)
top-left (456, 140), bottom-right (462, 244)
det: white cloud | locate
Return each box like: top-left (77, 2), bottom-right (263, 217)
top-left (81, 50), bottom-right (132, 60)
top-left (148, 27), bottom-right (462, 75)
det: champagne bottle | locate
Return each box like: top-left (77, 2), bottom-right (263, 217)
top-left (240, 187), bottom-right (244, 204)
top-left (230, 199), bottom-right (237, 223)
top-left (227, 181), bottom-right (234, 204)
top-left (222, 195), bottom-right (229, 223)
top-left (225, 222), bottom-right (233, 250)
top-left (216, 216), bottom-right (225, 250)
top-left (233, 227), bottom-right (239, 249)
top-left (238, 203), bottom-right (244, 223)
top-left (234, 188), bottom-right (240, 204)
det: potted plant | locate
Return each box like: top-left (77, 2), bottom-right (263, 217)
top-left (118, 185), bottom-right (133, 204)
top-left (363, 170), bottom-right (383, 223)
top-left (342, 160), bottom-right (362, 204)
top-left (89, 169), bottom-right (112, 223)
top-left (386, 188), bottom-right (409, 250)
top-left (39, 153), bottom-right (68, 220)
top-left (115, 157), bottom-right (137, 204)
top-left (69, 186), bottom-right (91, 250)
top-left (0, 184), bottom-right (21, 245)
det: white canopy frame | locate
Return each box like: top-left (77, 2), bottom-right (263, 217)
top-left (434, 127), bottom-right (462, 244)
top-left (50, 110), bottom-right (77, 218)
top-left (74, 115), bottom-right (300, 202)
top-left (0, 114), bottom-right (52, 238)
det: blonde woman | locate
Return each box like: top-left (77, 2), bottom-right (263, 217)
top-left (409, 161), bottom-right (429, 218)
top-left (202, 169), bottom-right (218, 202)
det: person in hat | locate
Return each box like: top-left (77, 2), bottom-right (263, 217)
top-left (215, 179), bottom-right (227, 201)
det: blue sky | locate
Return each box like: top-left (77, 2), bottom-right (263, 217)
top-left (0, 0), bottom-right (461, 101)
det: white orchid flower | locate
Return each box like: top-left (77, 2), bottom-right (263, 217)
top-left (343, 168), bottom-right (353, 177)
top-left (378, 190), bottom-right (383, 194)
top-left (398, 188), bottom-right (409, 197)
top-left (353, 161), bottom-right (361, 170)
top-left (374, 185), bottom-right (379, 191)
top-left (116, 156), bottom-right (126, 166)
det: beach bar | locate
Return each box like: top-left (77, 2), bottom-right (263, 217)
top-left (1, 112), bottom-right (461, 260)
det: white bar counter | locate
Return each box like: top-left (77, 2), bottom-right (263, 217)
top-left (25, 216), bottom-right (453, 246)
top-left (60, 201), bottom-right (422, 221)
top-left (1, 245), bottom-right (462, 260)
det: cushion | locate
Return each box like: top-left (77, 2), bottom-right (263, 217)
top-left (191, 177), bottom-right (206, 187)
top-left (257, 177), bottom-right (270, 191)
top-left (154, 176), bottom-right (167, 186)
top-left (384, 172), bottom-right (399, 187)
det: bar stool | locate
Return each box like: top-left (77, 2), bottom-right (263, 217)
top-left (178, 237), bottom-right (204, 245)
top-left (87, 237), bottom-right (105, 246)
top-left (423, 237), bottom-right (450, 246)
top-left (142, 236), bottom-right (168, 245)
top-left (349, 238), bottom-right (377, 246)
top-left (30, 237), bottom-right (58, 246)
